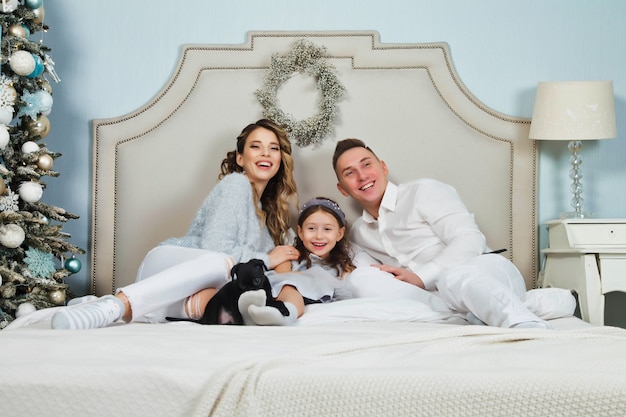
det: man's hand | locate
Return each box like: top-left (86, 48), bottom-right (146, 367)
top-left (372, 264), bottom-right (426, 289)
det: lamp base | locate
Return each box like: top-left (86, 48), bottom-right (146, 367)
top-left (560, 211), bottom-right (595, 219)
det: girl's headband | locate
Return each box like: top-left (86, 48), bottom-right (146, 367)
top-left (300, 198), bottom-right (346, 226)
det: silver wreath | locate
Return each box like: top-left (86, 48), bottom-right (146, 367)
top-left (255, 39), bottom-right (346, 148)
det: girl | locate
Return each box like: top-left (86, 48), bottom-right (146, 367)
top-left (51, 119), bottom-right (304, 330)
top-left (237, 196), bottom-right (355, 325)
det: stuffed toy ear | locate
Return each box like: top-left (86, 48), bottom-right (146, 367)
top-left (231, 263), bottom-right (241, 280)
top-left (252, 258), bottom-right (267, 271)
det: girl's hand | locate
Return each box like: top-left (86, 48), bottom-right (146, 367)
top-left (268, 245), bottom-right (299, 270)
top-left (273, 261), bottom-right (292, 273)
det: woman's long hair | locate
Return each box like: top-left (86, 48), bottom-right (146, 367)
top-left (220, 119), bottom-right (297, 245)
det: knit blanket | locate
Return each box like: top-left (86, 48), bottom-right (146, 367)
top-left (2, 316), bottom-right (624, 417)
top-left (193, 323), bottom-right (626, 417)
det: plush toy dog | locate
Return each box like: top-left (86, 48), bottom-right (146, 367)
top-left (167, 258), bottom-right (289, 325)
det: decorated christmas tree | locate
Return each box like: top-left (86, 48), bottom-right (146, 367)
top-left (0, 0), bottom-right (83, 329)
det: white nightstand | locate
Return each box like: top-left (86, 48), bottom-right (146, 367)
top-left (541, 218), bottom-right (626, 325)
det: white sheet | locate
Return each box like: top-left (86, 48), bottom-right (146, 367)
top-left (5, 286), bottom-right (575, 331)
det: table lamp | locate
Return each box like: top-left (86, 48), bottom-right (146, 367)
top-left (529, 80), bottom-right (617, 219)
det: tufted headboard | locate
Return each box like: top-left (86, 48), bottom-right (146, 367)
top-left (91, 31), bottom-right (537, 295)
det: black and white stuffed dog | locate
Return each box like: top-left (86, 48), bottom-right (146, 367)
top-left (167, 258), bottom-right (289, 325)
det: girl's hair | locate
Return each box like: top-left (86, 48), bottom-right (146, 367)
top-left (219, 119), bottom-right (297, 245)
top-left (294, 197), bottom-right (355, 276)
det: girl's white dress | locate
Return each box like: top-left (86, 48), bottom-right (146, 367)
top-left (267, 254), bottom-right (348, 303)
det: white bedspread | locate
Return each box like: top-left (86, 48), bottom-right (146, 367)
top-left (2, 304), bottom-right (625, 417)
top-left (199, 322), bottom-right (626, 417)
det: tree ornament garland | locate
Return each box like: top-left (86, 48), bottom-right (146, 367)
top-left (0, 1), bottom-right (85, 329)
top-left (255, 39), bottom-right (346, 148)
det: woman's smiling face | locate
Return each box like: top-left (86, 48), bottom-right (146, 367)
top-left (236, 126), bottom-right (282, 193)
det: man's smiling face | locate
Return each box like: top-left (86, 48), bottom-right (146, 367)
top-left (335, 146), bottom-right (388, 216)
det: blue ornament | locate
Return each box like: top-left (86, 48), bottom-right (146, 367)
top-left (25, 0), bottom-right (43, 9)
top-left (65, 257), bottom-right (82, 274)
top-left (26, 55), bottom-right (44, 79)
top-left (17, 89), bottom-right (53, 120)
top-left (24, 247), bottom-right (56, 278)
top-left (17, 90), bottom-right (38, 120)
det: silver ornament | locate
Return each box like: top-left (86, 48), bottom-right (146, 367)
top-left (49, 290), bottom-right (66, 306)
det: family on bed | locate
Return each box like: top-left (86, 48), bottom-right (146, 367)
top-left (51, 119), bottom-right (575, 331)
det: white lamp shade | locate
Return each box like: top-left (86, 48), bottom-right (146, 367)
top-left (529, 80), bottom-right (617, 140)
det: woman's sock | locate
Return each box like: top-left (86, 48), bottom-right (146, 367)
top-left (248, 301), bottom-right (298, 326)
top-left (237, 290), bottom-right (267, 325)
top-left (67, 295), bottom-right (98, 306)
top-left (51, 295), bottom-right (125, 330)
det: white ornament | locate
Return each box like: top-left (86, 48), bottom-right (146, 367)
top-left (37, 90), bottom-right (54, 114)
top-left (0, 106), bottom-right (13, 125)
top-left (0, 124), bottom-right (9, 149)
top-left (1, 0), bottom-right (18, 13)
top-left (16, 302), bottom-right (36, 318)
top-left (19, 181), bottom-right (43, 203)
top-left (9, 51), bottom-right (36, 76)
top-left (21, 141), bottom-right (39, 153)
top-left (0, 223), bottom-right (25, 248)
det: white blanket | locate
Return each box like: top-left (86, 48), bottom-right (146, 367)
top-left (2, 299), bottom-right (625, 417)
top-left (195, 322), bottom-right (626, 417)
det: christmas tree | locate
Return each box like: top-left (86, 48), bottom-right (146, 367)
top-left (0, 0), bottom-right (84, 329)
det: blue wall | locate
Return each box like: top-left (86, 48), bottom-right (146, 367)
top-left (42, 0), bottom-right (626, 294)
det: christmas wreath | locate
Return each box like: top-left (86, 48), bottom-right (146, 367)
top-left (255, 39), bottom-right (346, 147)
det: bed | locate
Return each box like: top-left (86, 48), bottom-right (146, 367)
top-left (2, 31), bottom-right (626, 417)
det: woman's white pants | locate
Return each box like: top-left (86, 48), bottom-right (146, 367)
top-left (117, 245), bottom-right (233, 323)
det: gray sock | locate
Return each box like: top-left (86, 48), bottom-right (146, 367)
top-left (51, 295), bottom-right (125, 330)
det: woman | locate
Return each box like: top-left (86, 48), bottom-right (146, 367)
top-left (52, 119), bottom-right (304, 330)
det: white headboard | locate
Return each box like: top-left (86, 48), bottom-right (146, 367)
top-left (91, 31), bottom-right (537, 295)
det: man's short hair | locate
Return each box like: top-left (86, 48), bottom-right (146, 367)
top-left (332, 138), bottom-right (378, 172)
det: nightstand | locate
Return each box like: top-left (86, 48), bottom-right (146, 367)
top-left (541, 218), bottom-right (626, 326)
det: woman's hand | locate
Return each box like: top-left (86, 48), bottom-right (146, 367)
top-left (268, 245), bottom-right (299, 270)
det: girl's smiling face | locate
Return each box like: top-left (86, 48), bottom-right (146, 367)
top-left (297, 209), bottom-right (345, 259)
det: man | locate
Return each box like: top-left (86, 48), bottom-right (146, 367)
top-left (333, 138), bottom-right (574, 329)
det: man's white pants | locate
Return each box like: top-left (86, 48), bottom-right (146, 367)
top-left (436, 254), bottom-right (542, 328)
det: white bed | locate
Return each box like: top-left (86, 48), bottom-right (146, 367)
top-left (2, 31), bottom-right (626, 417)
